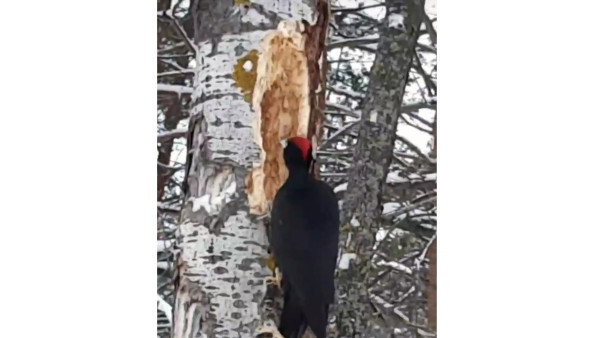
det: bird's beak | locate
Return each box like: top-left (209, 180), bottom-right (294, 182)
top-left (280, 139), bottom-right (288, 148)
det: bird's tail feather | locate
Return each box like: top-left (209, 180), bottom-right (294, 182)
top-left (279, 290), bottom-right (307, 338)
top-left (303, 303), bottom-right (328, 338)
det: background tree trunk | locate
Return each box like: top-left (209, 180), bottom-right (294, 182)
top-left (426, 238), bottom-right (436, 332)
top-left (172, 1), bottom-right (329, 337)
top-left (336, 0), bottom-right (424, 336)
top-left (426, 111), bottom-right (437, 332)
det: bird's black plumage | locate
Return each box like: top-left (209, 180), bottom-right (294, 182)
top-left (270, 137), bottom-right (340, 338)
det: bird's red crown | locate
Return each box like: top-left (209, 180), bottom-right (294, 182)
top-left (288, 136), bottom-right (311, 162)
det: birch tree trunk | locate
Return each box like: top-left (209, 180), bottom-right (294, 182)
top-left (335, 0), bottom-right (424, 336)
top-left (172, 1), bottom-right (329, 337)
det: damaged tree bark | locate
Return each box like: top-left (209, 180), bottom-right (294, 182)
top-left (336, 0), bottom-right (424, 336)
top-left (172, 1), bottom-right (329, 337)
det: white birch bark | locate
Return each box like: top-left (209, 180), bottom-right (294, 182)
top-left (172, 1), bottom-right (323, 337)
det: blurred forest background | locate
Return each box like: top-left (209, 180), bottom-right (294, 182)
top-left (157, 0), bottom-right (436, 336)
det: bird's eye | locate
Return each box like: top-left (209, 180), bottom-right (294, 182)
top-left (280, 139), bottom-right (288, 148)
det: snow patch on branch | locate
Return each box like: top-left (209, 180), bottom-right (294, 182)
top-left (387, 172), bottom-right (437, 184)
top-left (377, 260), bottom-right (413, 274)
top-left (338, 253), bottom-right (357, 270)
top-left (157, 84), bottom-right (193, 95)
top-left (333, 182), bottom-right (347, 193)
top-left (157, 294), bottom-right (173, 325)
top-left (327, 85), bottom-right (365, 100)
top-left (388, 13), bottom-right (405, 29)
top-left (157, 240), bottom-right (174, 252)
top-left (157, 202), bottom-right (180, 213)
top-left (383, 202), bottom-right (401, 214)
top-left (372, 294), bottom-right (394, 309)
top-left (376, 229), bottom-right (389, 241)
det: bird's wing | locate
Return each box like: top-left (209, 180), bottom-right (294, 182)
top-left (270, 184), bottom-right (340, 304)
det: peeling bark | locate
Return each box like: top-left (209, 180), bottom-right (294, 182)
top-left (303, 0), bottom-right (330, 173)
top-left (248, 20), bottom-right (312, 215)
top-left (336, 0), bottom-right (425, 336)
top-left (173, 1), bottom-right (328, 337)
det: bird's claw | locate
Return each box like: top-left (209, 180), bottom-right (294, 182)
top-left (266, 267), bottom-right (282, 289)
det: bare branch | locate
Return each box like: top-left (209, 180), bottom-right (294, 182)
top-left (157, 202), bottom-right (180, 213)
top-left (413, 52), bottom-right (437, 95)
top-left (327, 85), bottom-right (365, 100)
top-left (396, 135), bottom-right (435, 164)
top-left (325, 102), bottom-right (360, 118)
top-left (158, 69), bottom-right (195, 77)
top-left (404, 109), bottom-right (435, 128)
top-left (331, 3), bottom-right (385, 13)
top-left (157, 294), bottom-right (173, 325)
top-left (385, 196), bottom-right (437, 219)
top-left (158, 10), bottom-right (197, 55)
top-left (157, 84), bottom-right (193, 95)
top-left (420, 7), bottom-right (437, 46)
top-left (318, 121), bottom-right (360, 150)
top-left (415, 233), bottom-right (437, 270)
top-left (401, 102), bottom-right (435, 114)
top-left (158, 128), bottom-right (188, 142)
top-left (328, 35), bottom-right (380, 51)
top-left (399, 113), bottom-right (433, 134)
top-left (417, 43), bottom-right (436, 54)
top-left (158, 42), bottom-right (187, 54)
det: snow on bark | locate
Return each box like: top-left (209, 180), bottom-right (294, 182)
top-left (173, 0), bottom-right (327, 337)
top-left (338, 253), bottom-right (357, 270)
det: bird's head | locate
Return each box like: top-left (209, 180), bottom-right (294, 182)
top-left (281, 136), bottom-right (313, 172)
